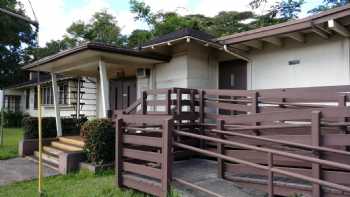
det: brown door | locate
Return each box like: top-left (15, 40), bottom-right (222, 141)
top-left (110, 78), bottom-right (137, 111)
top-left (219, 60), bottom-right (247, 115)
top-left (219, 60), bottom-right (247, 90)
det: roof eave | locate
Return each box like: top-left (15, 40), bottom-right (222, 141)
top-left (217, 4), bottom-right (350, 45)
top-left (22, 42), bottom-right (171, 70)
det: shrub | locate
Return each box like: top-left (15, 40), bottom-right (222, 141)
top-left (0, 111), bottom-right (24, 127)
top-left (22, 117), bottom-right (87, 139)
top-left (22, 117), bottom-right (56, 139)
top-left (80, 119), bottom-right (115, 165)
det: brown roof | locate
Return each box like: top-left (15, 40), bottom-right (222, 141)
top-left (22, 42), bottom-right (171, 70)
top-left (216, 4), bottom-right (350, 45)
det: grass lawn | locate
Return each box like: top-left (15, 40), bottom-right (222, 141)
top-left (0, 128), bottom-right (23, 160)
top-left (0, 170), bottom-right (181, 197)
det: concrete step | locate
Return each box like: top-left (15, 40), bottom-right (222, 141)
top-left (43, 146), bottom-right (64, 156)
top-left (51, 141), bottom-right (84, 152)
top-left (58, 136), bottom-right (85, 148)
top-left (34, 151), bottom-right (59, 166)
top-left (26, 156), bottom-right (59, 171)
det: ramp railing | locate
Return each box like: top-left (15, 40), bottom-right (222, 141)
top-left (115, 115), bottom-right (173, 197)
top-left (173, 107), bottom-right (350, 197)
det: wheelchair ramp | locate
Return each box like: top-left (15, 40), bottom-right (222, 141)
top-left (173, 159), bottom-right (266, 197)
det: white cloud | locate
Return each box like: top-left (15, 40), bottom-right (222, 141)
top-left (19, 0), bottom-right (141, 46)
top-left (20, 0), bottom-right (67, 46)
top-left (194, 0), bottom-right (251, 17)
top-left (115, 11), bottom-right (148, 35)
top-left (143, 0), bottom-right (191, 15)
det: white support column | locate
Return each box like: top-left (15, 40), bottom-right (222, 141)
top-left (51, 73), bottom-right (62, 137)
top-left (98, 59), bottom-right (110, 118)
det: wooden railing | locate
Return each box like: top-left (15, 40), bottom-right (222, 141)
top-left (114, 85), bottom-right (350, 197)
top-left (174, 107), bottom-right (350, 197)
top-left (115, 115), bottom-right (173, 197)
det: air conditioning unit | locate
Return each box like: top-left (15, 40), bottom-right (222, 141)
top-left (136, 68), bottom-right (150, 78)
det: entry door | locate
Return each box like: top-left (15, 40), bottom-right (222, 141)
top-left (110, 78), bottom-right (137, 111)
top-left (219, 60), bottom-right (247, 90)
top-left (219, 60), bottom-right (247, 115)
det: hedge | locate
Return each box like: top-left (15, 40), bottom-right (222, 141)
top-left (80, 119), bottom-right (115, 165)
top-left (22, 116), bottom-right (87, 139)
top-left (0, 111), bottom-right (24, 127)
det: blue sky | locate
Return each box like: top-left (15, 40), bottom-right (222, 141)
top-left (19, 0), bottom-right (324, 46)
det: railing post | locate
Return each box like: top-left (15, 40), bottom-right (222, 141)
top-left (176, 88), bottom-right (182, 115)
top-left (216, 119), bottom-right (224, 178)
top-left (251, 91), bottom-right (260, 135)
top-left (199, 90), bottom-right (205, 124)
top-left (268, 152), bottom-right (274, 197)
top-left (190, 89), bottom-right (195, 114)
top-left (141, 91), bottom-right (147, 115)
top-left (166, 89), bottom-right (171, 115)
top-left (199, 90), bottom-right (205, 150)
top-left (115, 118), bottom-right (123, 187)
top-left (337, 94), bottom-right (349, 151)
top-left (312, 111), bottom-right (321, 197)
top-left (162, 118), bottom-right (173, 197)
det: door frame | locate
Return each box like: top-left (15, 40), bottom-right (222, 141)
top-left (109, 77), bottom-right (137, 111)
top-left (218, 59), bottom-right (248, 90)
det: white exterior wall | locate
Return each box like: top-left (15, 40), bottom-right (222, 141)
top-left (187, 43), bottom-right (218, 89)
top-left (248, 35), bottom-right (350, 90)
top-left (152, 42), bottom-right (219, 90)
top-left (154, 54), bottom-right (188, 89)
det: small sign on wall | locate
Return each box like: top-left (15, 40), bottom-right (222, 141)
top-left (288, 59), bottom-right (301, 66)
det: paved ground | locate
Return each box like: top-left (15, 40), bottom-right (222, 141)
top-left (0, 157), bottom-right (59, 186)
top-left (173, 159), bottom-right (267, 197)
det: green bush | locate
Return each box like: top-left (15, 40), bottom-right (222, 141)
top-left (80, 119), bottom-right (115, 165)
top-left (0, 111), bottom-right (24, 127)
top-left (22, 117), bottom-right (87, 139)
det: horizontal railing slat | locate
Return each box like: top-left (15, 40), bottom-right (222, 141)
top-left (205, 100), bottom-right (252, 112)
top-left (123, 134), bottom-right (162, 147)
top-left (225, 163), bottom-right (350, 186)
top-left (123, 148), bottom-right (161, 163)
top-left (123, 162), bottom-right (162, 179)
top-left (122, 174), bottom-right (161, 196)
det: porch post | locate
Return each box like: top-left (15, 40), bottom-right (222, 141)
top-left (98, 59), bottom-right (110, 118)
top-left (51, 73), bottom-right (62, 137)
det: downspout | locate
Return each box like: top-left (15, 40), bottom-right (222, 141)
top-left (223, 45), bottom-right (250, 62)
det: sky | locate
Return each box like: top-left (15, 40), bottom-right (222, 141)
top-left (18, 0), bottom-right (323, 46)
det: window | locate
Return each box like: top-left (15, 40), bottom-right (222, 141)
top-left (4, 95), bottom-right (21, 112)
top-left (59, 81), bottom-right (69, 105)
top-left (34, 87), bottom-right (37, 109)
top-left (25, 89), bottom-right (30, 109)
top-left (41, 86), bottom-right (53, 105)
top-left (33, 81), bottom-right (70, 109)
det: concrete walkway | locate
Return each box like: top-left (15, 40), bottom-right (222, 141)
top-left (173, 159), bottom-right (266, 197)
top-left (0, 157), bottom-right (59, 186)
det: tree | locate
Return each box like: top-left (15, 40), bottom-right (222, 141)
top-left (129, 0), bottom-right (155, 26)
top-left (127, 29), bottom-right (153, 47)
top-left (208, 11), bottom-right (255, 36)
top-left (309, 0), bottom-right (349, 13)
top-left (67, 11), bottom-right (126, 45)
top-left (33, 10), bottom-right (126, 59)
top-left (129, 0), bottom-right (256, 39)
top-left (250, 0), bottom-right (304, 27)
top-left (0, 0), bottom-right (36, 88)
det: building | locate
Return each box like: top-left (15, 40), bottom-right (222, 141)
top-left (5, 4), bottom-right (350, 134)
